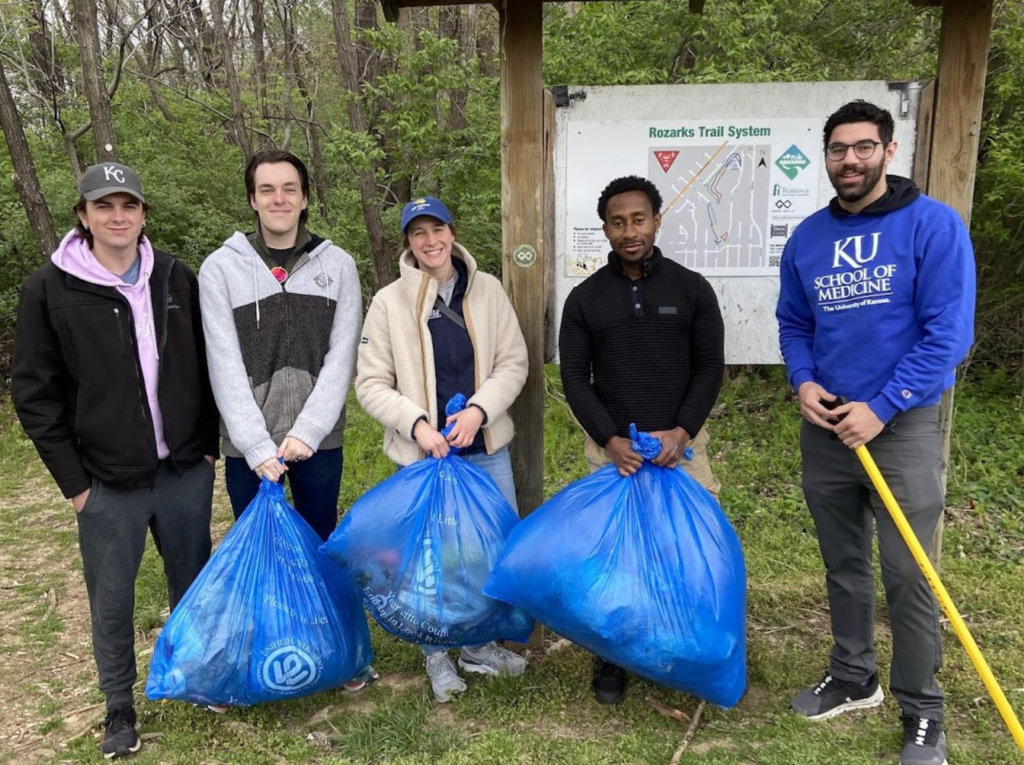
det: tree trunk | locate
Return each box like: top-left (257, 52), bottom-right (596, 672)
top-left (103, 0), bottom-right (117, 52)
top-left (141, 1), bottom-right (176, 121)
top-left (27, 0), bottom-right (66, 101)
top-left (209, 0), bottom-right (253, 157)
top-left (70, 0), bottom-right (118, 161)
top-left (476, 6), bottom-right (499, 78)
top-left (450, 7), bottom-right (473, 133)
top-left (439, 7), bottom-right (459, 44)
top-left (409, 8), bottom-right (428, 51)
top-left (64, 131), bottom-right (85, 181)
top-left (0, 57), bottom-right (59, 257)
top-left (275, 0), bottom-right (295, 150)
top-left (356, 0), bottom-right (380, 125)
top-left (331, 0), bottom-right (394, 291)
top-left (161, 0), bottom-right (187, 84)
top-left (299, 48), bottom-right (330, 223)
top-left (438, 8), bottom-right (460, 131)
top-left (251, 0), bottom-right (269, 117)
top-left (460, 6), bottom-right (480, 62)
top-left (179, 0), bottom-right (216, 85)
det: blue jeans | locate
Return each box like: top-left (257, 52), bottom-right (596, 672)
top-left (461, 446), bottom-right (518, 513)
top-left (225, 447), bottom-right (343, 542)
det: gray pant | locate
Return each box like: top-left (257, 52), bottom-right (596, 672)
top-left (75, 460), bottom-right (214, 710)
top-left (801, 405), bottom-right (944, 720)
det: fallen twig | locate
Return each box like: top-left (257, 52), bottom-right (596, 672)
top-left (759, 623), bottom-right (799, 635)
top-left (12, 735), bottom-right (45, 754)
top-left (55, 701), bottom-right (103, 722)
top-left (669, 699), bottom-right (706, 765)
top-left (644, 696), bottom-right (691, 725)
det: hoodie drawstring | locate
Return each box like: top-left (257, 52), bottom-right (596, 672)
top-left (252, 251), bottom-right (261, 329)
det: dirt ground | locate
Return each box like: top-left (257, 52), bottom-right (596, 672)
top-left (0, 466), bottom-right (235, 763)
top-left (0, 472), bottom-right (100, 761)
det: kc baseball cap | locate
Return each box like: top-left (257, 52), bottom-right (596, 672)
top-left (78, 163), bottom-right (145, 203)
top-left (401, 196), bottom-right (453, 233)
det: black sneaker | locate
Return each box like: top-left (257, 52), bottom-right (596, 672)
top-left (101, 706), bottom-right (140, 760)
top-left (592, 657), bottom-right (626, 704)
top-left (900, 716), bottom-right (947, 765)
top-left (789, 671), bottom-right (884, 721)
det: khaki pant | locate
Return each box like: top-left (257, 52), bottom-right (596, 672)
top-left (584, 426), bottom-right (721, 500)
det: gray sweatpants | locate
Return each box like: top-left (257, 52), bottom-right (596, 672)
top-left (75, 460), bottom-right (214, 711)
top-left (801, 405), bottom-right (944, 721)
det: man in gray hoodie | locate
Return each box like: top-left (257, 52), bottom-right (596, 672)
top-left (199, 151), bottom-right (362, 543)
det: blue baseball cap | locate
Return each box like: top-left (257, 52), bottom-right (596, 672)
top-left (401, 196), bottom-right (453, 233)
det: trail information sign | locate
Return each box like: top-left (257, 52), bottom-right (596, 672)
top-left (553, 82), bottom-right (920, 363)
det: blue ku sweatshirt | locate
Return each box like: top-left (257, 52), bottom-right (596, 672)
top-left (776, 176), bottom-right (976, 424)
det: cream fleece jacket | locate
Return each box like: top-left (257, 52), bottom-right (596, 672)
top-left (356, 243), bottom-right (527, 466)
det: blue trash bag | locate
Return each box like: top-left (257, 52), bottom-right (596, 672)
top-left (146, 477), bottom-right (374, 706)
top-left (321, 395), bottom-right (534, 647)
top-left (485, 425), bottom-right (746, 707)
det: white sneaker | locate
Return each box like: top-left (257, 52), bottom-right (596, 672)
top-left (458, 642), bottom-right (527, 677)
top-left (426, 652), bottom-right (467, 702)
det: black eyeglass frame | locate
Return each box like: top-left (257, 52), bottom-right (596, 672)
top-left (825, 140), bottom-right (885, 162)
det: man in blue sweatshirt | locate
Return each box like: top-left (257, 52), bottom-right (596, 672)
top-left (777, 100), bottom-right (974, 765)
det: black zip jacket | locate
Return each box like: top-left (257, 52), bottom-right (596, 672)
top-left (12, 250), bottom-right (220, 498)
top-left (559, 247), bottom-right (725, 447)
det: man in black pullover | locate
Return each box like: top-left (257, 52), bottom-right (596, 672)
top-left (559, 174), bottom-right (725, 704)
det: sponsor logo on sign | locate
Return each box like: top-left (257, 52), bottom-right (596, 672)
top-left (775, 145), bottom-right (810, 180)
top-left (771, 224), bottom-right (789, 238)
top-left (653, 151), bottom-right (679, 173)
top-left (772, 183), bottom-right (811, 198)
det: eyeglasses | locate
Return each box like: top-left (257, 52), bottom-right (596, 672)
top-left (826, 140), bottom-right (883, 162)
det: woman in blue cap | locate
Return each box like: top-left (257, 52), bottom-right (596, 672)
top-left (356, 196), bottom-right (529, 702)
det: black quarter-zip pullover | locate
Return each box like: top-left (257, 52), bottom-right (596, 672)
top-left (559, 247), bottom-right (725, 446)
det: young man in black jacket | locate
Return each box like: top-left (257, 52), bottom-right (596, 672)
top-left (12, 163), bottom-right (219, 759)
top-left (559, 174), bottom-right (726, 704)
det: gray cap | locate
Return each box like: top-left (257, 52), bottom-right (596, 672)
top-left (78, 163), bottom-right (145, 203)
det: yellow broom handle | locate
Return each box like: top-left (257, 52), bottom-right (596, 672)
top-left (854, 445), bottom-right (1024, 755)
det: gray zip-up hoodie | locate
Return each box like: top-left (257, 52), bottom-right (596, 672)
top-left (199, 231), bottom-right (362, 469)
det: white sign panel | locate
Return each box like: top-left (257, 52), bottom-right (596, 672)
top-left (566, 119), bottom-right (822, 277)
top-left (554, 82), bottom-right (920, 364)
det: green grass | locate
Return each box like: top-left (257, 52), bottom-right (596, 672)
top-left (2, 365), bottom-right (1022, 764)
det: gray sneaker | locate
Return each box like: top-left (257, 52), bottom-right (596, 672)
top-left (790, 671), bottom-right (884, 721)
top-left (900, 716), bottom-right (948, 765)
top-left (426, 652), bottom-right (467, 702)
top-left (458, 642), bottom-right (527, 677)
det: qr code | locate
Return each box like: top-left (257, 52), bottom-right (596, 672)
top-left (771, 224), bottom-right (789, 238)
top-left (769, 256), bottom-right (781, 267)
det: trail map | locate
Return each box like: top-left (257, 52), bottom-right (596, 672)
top-left (566, 119), bottom-right (822, 277)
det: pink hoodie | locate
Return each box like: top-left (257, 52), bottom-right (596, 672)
top-left (52, 230), bottom-right (169, 459)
